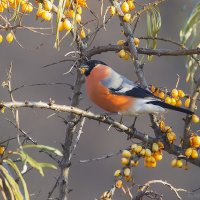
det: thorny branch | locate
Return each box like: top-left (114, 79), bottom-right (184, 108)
top-left (2, 100), bottom-right (200, 167)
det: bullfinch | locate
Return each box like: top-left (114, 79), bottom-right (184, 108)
top-left (80, 60), bottom-right (193, 116)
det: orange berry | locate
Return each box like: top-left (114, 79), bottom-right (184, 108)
top-left (117, 40), bottom-right (125, 45)
top-left (151, 85), bottom-right (156, 93)
top-left (58, 21), bottom-right (64, 32)
top-left (118, 49), bottom-right (126, 58)
top-left (36, 8), bottom-right (45, 17)
top-left (109, 6), bottom-right (116, 16)
top-left (77, 5), bottom-right (82, 15)
top-left (171, 159), bottom-right (177, 167)
top-left (42, 11), bottom-right (52, 21)
top-left (193, 136), bottom-right (200, 147)
top-left (134, 145), bottom-right (142, 153)
top-left (171, 88), bottom-right (179, 98)
top-left (21, 2), bottom-right (33, 12)
top-left (6, 32), bottom-right (14, 43)
top-left (178, 90), bottom-right (185, 98)
top-left (133, 37), bottom-right (140, 47)
top-left (167, 132), bottom-right (176, 143)
top-left (123, 13), bottom-right (131, 22)
top-left (145, 149), bottom-right (152, 157)
top-left (184, 98), bottom-right (190, 108)
top-left (192, 114), bottom-right (199, 123)
top-left (63, 19), bottom-right (72, 31)
top-left (159, 91), bottom-right (165, 99)
top-left (123, 168), bottom-right (131, 176)
top-left (165, 96), bottom-right (171, 104)
top-left (176, 160), bottom-right (183, 168)
top-left (127, 0), bottom-right (135, 10)
top-left (65, 0), bottom-right (70, 8)
top-left (75, 14), bottom-right (81, 23)
top-left (65, 9), bottom-right (75, 18)
top-left (115, 180), bottom-right (123, 188)
top-left (152, 143), bottom-right (159, 152)
top-left (176, 99), bottom-right (182, 107)
top-left (0, 34), bottom-right (3, 43)
top-left (44, 0), bottom-right (52, 11)
top-left (122, 150), bottom-right (131, 158)
top-left (121, 158), bottom-right (129, 166)
top-left (80, 28), bottom-right (86, 39)
top-left (0, 146), bottom-right (5, 155)
top-left (124, 51), bottom-right (130, 60)
top-left (121, 1), bottom-right (129, 13)
top-left (191, 149), bottom-right (198, 159)
top-left (114, 170), bottom-right (121, 177)
top-left (170, 98), bottom-right (176, 106)
top-left (185, 147), bottom-right (192, 157)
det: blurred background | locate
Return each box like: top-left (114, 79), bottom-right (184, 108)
top-left (0, 0), bottom-right (200, 199)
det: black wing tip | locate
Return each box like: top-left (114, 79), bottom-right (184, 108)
top-left (147, 100), bottom-right (194, 115)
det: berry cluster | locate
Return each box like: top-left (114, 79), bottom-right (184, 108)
top-left (113, 142), bottom-right (164, 188)
top-left (117, 38), bottom-right (140, 60)
top-left (109, 0), bottom-right (135, 23)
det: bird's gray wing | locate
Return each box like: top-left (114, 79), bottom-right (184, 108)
top-left (101, 68), bottom-right (156, 99)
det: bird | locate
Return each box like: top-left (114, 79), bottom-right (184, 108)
top-left (80, 60), bottom-right (193, 117)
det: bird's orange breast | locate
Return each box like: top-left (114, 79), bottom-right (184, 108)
top-left (85, 65), bottom-right (133, 113)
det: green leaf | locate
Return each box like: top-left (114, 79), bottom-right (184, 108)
top-left (180, 3), bottom-right (200, 44)
top-left (0, 164), bottom-right (23, 200)
top-left (5, 159), bottom-right (30, 200)
top-left (18, 152), bottom-right (57, 176)
top-left (146, 6), bottom-right (161, 61)
top-left (22, 144), bottom-right (63, 156)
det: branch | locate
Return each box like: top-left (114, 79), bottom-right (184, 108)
top-left (86, 44), bottom-right (200, 58)
top-left (2, 100), bottom-right (200, 167)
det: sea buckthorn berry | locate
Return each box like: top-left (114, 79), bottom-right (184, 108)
top-left (185, 147), bottom-right (192, 157)
top-left (6, 32), bottom-right (14, 43)
top-left (118, 49), bottom-right (126, 58)
top-left (131, 143), bottom-right (137, 150)
top-left (133, 37), bottom-right (140, 47)
top-left (109, 6), bottom-right (116, 16)
top-left (21, 2), bottom-right (33, 13)
top-left (63, 19), bottom-right (72, 31)
top-left (65, 0), bottom-right (70, 8)
top-left (152, 143), bottom-right (159, 152)
top-left (0, 146), bottom-right (5, 155)
top-left (163, 126), bottom-right (172, 133)
top-left (140, 149), bottom-right (146, 156)
top-left (170, 98), bottom-right (176, 106)
top-left (130, 160), bottom-right (136, 167)
top-left (191, 149), bottom-right (198, 159)
top-left (165, 96), bottom-right (171, 104)
top-left (184, 98), bottom-right (190, 108)
top-left (122, 150), bottom-right (131, 158)
top-left (167, 132), bottom-right (176, 143)
top-left (159, 120), bottom-right (165, 131)
top-left (121, 158), bottom-right (129, 166)
top-left (77, 5), bottom-right (82, 15)
top-left (193, 136), bottom-right (200, 147)
top-left (176, 160), bottom-right (183, 168)
top-left (42, 11), bottom-right (52, 21)
top-left (75, 14), bottom-right (82, 23)
top-left (0, 34), bottom-right (3, 43)
top-left (159, 91), bottom-right (165, 99)
top-left (65, 9), bottom-right (75, 18)
top-left (171, 88), bottom-right (179, 98)
top-left (145, 149), bottom-right (152, 157)
top-left (44, 0), bottom-right (52, 11)
top-left (192, 114), bottom-right (199, 123)
top-left (115, 180), bottom-right (123, 188)
top-left (58, 21), bottom-right (64, 32)
top-left (114, 170), bottom-right (121, 177)
top-left (127, 0), bottom-right (135, 10)
top-left (80, 28), bottom-right (86, 39)
top-left (151, 161), bottom-right (157, 168)
top-left (124, 51), bottom-right (130, 60)
top-left (157, 141), bottom-right (164, 149)
top-left (121, 1), bottom-right (129, 13)
top-left (125, 175), bottom-right (132, 182)
top-left (176, 99), bottom-right (182, 107)
top-left (123, 168), bottom-right (131, 177)
top-left (134, 160), bottom-right (139, 166)
top-left (171, 159), bottom-right (177, 167)
top-left (134, 145), bottom-right (142, 153)
top-left (36, 8), bottom-right (45, 17)
top-left (153, 151), bottom-right (162, 161)
top-left (117, 40), bottom-right (125, 45)
top-left (178, 90), bottom-right (185, 98)
top-left (123, 13), bottom-right (131, 22)
top-left (150, 85), bottom-right (156, 93)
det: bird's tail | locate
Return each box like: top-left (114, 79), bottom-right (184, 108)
top-left (147, 100), bottom-right (194, 115)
